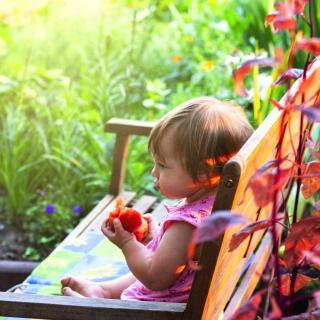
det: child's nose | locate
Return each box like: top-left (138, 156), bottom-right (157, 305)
top-left (151, 166), bottom-right (158, 178)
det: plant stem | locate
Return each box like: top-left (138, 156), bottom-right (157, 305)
top-left (271, 110), bottom-right (288, 311)
top-left (289, 0), bottom-right (315, 314)
top-left (289, 265), bottom-right (299, 314)
top-left (310, 0), bottom-right (315, 38)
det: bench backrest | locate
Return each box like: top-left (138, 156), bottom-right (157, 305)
top-left (185, 57), bottom-right (320, 320)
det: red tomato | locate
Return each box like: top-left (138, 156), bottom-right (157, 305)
top-left (134, 218), bottom-right (149, 241)
top-left (107, 197), bottom-right (149, 241)
top-left (107, 198), bottom-right (125, 230)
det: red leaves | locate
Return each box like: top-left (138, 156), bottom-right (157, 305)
top-left (315, 291), bottom-right (320, 308)
top-left (307, 137), bottom-right (320, 161)
top-left (301, 161), bottom-right (320, 199)
top-left (293, 0), bottom-right (309, 14)
top-left (284, 216), bottom-right (320, 269)
top-left (234, 64), bottom-right (251, 97)
top-left (233, 58), bottom-right (274, 97)
top-left (268, 297), bottom-right (282, 319)
top-left (304, 244), bottom-right (320, 270)
top-left (314, 201), bottom-right (320, 217)
top-left (265, 1), bottom-right (297, 32)
top-left (270, 98), bottom-right (286, 110)
top-left (280, 273), bottom-right (315, 296)
top-left (297, 37), bottom-right (320, 56)
top-left (229, 218), bottom-right (275, 252)
top-left (247, 160), bottom-right (293, 207)
top-left (229, 290), bottom-right (265, 320)
top-left (295, 66), bottom-right (320, 101)
top-left (300, 106), bottom-right (320, 123)
top-left (272, 68), bottom-right (303, 86)
top-left (264, 0), bottom-right (308, 32)
top-left (188, 211), bottom-right (246, 266)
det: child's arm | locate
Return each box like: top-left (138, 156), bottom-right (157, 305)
top-left (102, 218), bottom-right (194, 291)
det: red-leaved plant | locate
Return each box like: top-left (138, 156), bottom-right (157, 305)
top-left (189, 0), bottom-right (320, 318)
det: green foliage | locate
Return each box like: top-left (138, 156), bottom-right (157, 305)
top-left (0, 0), bottom-right (279, 259)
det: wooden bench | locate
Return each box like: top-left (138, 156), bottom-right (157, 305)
top-left (0, 58), bottom-right (318, 320)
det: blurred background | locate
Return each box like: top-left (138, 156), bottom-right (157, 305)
top-left (0, 0), bottom-right (318, 260)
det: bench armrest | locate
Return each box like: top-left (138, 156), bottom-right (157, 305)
top-left (0, 292), bottom-right (185, 320)
top-left (105, 118), bottom-right (155, 136)
top-left (105, 118), bottom-right (155, 195)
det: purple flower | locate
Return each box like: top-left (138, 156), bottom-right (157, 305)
top-left (45, 204), bottom-right (55, 215)
top-left (72, 205), bottom-right (82, 215)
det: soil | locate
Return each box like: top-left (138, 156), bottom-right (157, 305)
top-left (0, 221), bottom-right (26, 260)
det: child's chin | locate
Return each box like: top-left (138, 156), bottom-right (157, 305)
top-left (164, 193), bottom-right (181, 200)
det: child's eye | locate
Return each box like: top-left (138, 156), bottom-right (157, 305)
top-left (157, 162), bottom-right (166, 168)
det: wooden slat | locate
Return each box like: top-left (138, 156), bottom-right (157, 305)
top-left (132, 195), bottom-right (158, 214)
top-left (105, 118), bottom-right (155, 195)
top-left (223, 231), bottom-right (274, 319)
top-left (224, 219), bottom-right (284, 319)
top-left (0, 292), bottom-right (185, 320)
top-left (152, 201), bottom-right (168, 224)
top-left (0, 261), bottom-right (38, 274)
top-left (105, 118), bottom-right (154, 136)
top-left (0, 261), bottom-right (39, 291)
top-left (108, 133), bottom-right (131, 195)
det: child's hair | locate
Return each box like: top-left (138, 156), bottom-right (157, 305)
top-left (148, 96), bottom-right (254, 187)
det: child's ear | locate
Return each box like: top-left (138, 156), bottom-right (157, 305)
top-left (196, 173), bottom-right (220, 188)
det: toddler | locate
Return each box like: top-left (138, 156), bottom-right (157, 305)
top-left (61, 96), bottom-right (253, 302)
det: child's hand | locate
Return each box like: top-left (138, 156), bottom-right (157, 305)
top-left (141, 213), bottom-right (160, 245)
top-left (102, 218), bottom-right (135, 249)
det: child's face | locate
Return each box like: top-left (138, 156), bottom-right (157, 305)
top-left (151, 129), bottom-right (200, 200)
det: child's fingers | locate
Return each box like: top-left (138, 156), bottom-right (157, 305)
top-left (113, 219), bottom-right (135, 242)
top-left (113, 218), bottom-right (127, 234)
top-left (143, 214), bottom-right (160, 231)
top-left (101, 221), bottom-right (114, 238)
top-left (143, 213), bottom-right (153, 223)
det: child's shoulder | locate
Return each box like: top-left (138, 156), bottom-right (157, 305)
top-left (163, 195), bottom-right (215, 228)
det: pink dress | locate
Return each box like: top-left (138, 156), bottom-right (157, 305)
top-left (121, 195), bottom-right (215, 302)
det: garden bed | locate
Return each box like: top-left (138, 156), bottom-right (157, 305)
top-left (0, 221), bottom-right (26, 261)
top-left (0, 221), bottom-right (39, 291)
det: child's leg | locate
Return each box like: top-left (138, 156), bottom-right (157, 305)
top-left (61, 272), bottom-right (136, 299)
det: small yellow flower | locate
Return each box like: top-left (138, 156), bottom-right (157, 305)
top-left (208, 0), bottom-right (217, 6)
top-left (171, 54), bottom-right (183, 64)
top-left (201, 60), bottom-right (214, 72)
top-left (22, 86), bottom-right (37, 99)
top-left (186, 35), bottom-right (193, 43)
top-left (130, 0), bottom-right (137, 8)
